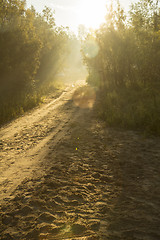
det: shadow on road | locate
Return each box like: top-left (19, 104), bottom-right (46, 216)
top-left (1, 86), bottom-right (160, 240)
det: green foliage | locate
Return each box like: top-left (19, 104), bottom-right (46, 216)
top-left (83, 0), bottom-right (160, 135)
top-left (96, 86), bottom-right (160, 135)
top-left (0, 0), bottom-right (71, 125)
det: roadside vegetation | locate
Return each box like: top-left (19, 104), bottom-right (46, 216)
top-left (82, 0), bottom-right (160, 136)
top-left (0, 0), bottom-right (85, 126)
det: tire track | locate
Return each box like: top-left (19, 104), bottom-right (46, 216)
top-left (0, 82), bottom-right (84, 203)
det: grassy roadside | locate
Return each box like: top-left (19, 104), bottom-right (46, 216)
top-left (94, 86), bottom-right (160, 136)
top-left (0, 80), bottom-right (64, 127)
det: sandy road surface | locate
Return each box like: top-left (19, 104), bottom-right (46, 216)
top-left (0, 82), bottom-right (160, 240)
top-left (0, 82), bottom-right (85, 201)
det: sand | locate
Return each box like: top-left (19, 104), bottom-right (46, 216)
top-left (0, 82), bottom-right (160, 240)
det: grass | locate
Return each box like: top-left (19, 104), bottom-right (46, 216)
top-left (94, 85), bottom-right (160, 136)
top-left (0, 80), bottom-right (65, 127)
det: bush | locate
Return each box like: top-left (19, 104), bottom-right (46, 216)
top-left (95, 86), bottom-right (160, 135)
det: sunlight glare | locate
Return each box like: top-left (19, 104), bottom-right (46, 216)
top-left (83, 38), bottom-right (99, 59)
top-left (73, 86), bottom-right (96, 109)
top-left (76, 0), bottom-right (107, 29)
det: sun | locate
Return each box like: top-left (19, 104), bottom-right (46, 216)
top-left (76, 0), bottom-right (107, 29)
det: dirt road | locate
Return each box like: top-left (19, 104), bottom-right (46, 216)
top-left (0, 82), bottom-right (160, 240)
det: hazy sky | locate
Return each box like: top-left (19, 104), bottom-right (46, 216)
top-left (26, 0), bottom-right (137, 32)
